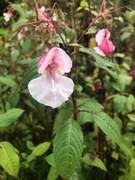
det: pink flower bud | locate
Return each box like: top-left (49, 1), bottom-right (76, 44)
top-left (94, 29), bottom-right (115, 57)
top-left (98, 37), bottom-right (114, 57)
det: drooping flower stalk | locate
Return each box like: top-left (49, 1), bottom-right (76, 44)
top-left (77, 0), bottom-right (129, 43)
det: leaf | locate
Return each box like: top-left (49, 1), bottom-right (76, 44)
top-left (103, 67), bottom-right (118, 80)
top-left (12, 18), bottom-right (28, 31)
top-left (104, 67), bottom-right (132, 92)
top-left (93, 111), bottom-right (134, 157)
top-left (120, 32), bottom-right (131, 41)
top-left (45, 153), bottom-right (55, 166)
top-left (82, 154), bottom-right (107, 171)
top-left (77, 98), bottom-right (103, 111)
top-left (103, 68), bottom-right (126, 91)
top-left (127, 95), bottom-right (135, 112)
top-left (22, 39), bottom-right (31, 53)
top-left (125, 132), bottom-right (135, 142)
top-left (77, 98), bottom-right (103, 125)
top-left (11, 49), bottom-right (20, 61)
top-left (69, 172), bottom-right (79, 180)
top-left (93, 111), bottom-right (120, 142)
top-left (126, 159), bottom-right (135, 180)
top-left (113, 94), bottom-right (127, 114)
top-left (120, 159), bottom-right (135, 180)
top-left (79, 47), bottom-right (114, 67)
top-left (0, 108), bottom-right (24, 127)
top-left (77, 111), bottom-right (93, 125)
top-left (53, 119), bottom-right (83, 179)
top-left (24, 57), bottom-right (39, 85)
top-left (0, 77), bottom-right (17, 88)
top-left (47, 166), bottom-right (59, 180)
top-left (53, 34), bottom-right (70, 44)
top-left (0, 141), bottom-right (19, 177)
top-left (8, 92), bottom-right (20, 108)
top-left (53, 103), bottom-right (72, 135)
top-left (128, 114), bottom-right (135, 122)
top-left (29, 97), bottom-right (45, 114)
top-left (69, 43), bottom-right (83, 48)
top-left (32, 142), bottom-right (51, 157)
top-left (10, 4), bottom-right (27, 17)
top-left (80, 0), bottom-right (88, 8)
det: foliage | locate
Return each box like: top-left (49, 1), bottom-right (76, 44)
top-left (0, 0), bottom-right (135, 179)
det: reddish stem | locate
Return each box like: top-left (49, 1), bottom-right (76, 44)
top-left (99, 0), bottom-right (105, 13)
top-left (77, 15), bottom-right (102, 43)
top-left (106, 6), bottom-right (129, 15)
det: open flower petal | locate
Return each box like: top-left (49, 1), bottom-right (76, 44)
top-left (38, 54), bottom-right (47, 68)
top-left (38, 47), bottom-right (72, 75)
top-left (28, 75), bottom-right (74, 108)
top-left (94, 47), bottom-right (106, 57)
top-left (95, 29), bottom-right (110, 45)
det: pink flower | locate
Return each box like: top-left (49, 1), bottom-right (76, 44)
top-left (38, 6), bottom-right (45, 12)
top-left (94, 29), bottom-right (115, 57)
top-left (3, 11), bottom-right (13, 22)
top-left (28, 47), bottom-right (74, 108)
top-left (18, 31), bottom-right (26, 40)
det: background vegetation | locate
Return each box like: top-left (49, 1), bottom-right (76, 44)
top-left (0, 0), bottom-right (135, 179)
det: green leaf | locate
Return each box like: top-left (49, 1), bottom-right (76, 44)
top-left (69, 43), bottom-right (83, 48)
top-left (77, 98), bottom-right (103, 111)
top-left (22, 39), bottom-right (31, 53)
top-left (103, 67), bottom-right (118, 80)
top-left (113, 94), bottom-right (127, 114)
top-left (93, 111), bottom-right (120, 142)
top-left (80, 0), bottom-right (88, 8)
top-left (79, 47), bottom-right (114, 67)
top-left (53, 103), bottom-right (72, 135)
top-left (120, 32), bottom-right (131, 41)
top-left (125, 132), bottom-right (135, 142)
top-left (128, 114), bottom-right (135, 122)
top-left (53, 119), bottom-right (83, 179)
top-left (53, 34), bottom-right (70, 44)
top-left (93, 111), bottom-right (134, 157)
top-left (11, 49), bottom-right (20, 61)
top-left (82, 154), bottom-right (107, 171)
top-left (24, 57), bottom-right (39, 85)
top-left (47, 166), bottom-right (59, 180)
top-left (77, 98), bottom-right (103, 125)
top-left (77, 111), bottom-right (93, 125)
top-left (0, 141), bottom-right (19, 177)
top-left (8, 92), bottom-right (20, 108)
top-left (0, 77), bottom-right (17, 88)
top-left (10, 4), bottom-right (27, 17)
top-left (12, 18), bottom-right (28, 31)
top-left (32, 142), bottom-right (51, 157)
top-left (0, 108), bottom-right (24, 127)
top-left (104, 67), bottom-right (132, 91)
top-left (127, 95), bottom-right (135, 112)
top-left (120, 159), bottom-right (135, 180)
top-left (68, 172), bottom-right (79, 180)
top-left (45, 153), bottom-right (55, 166)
